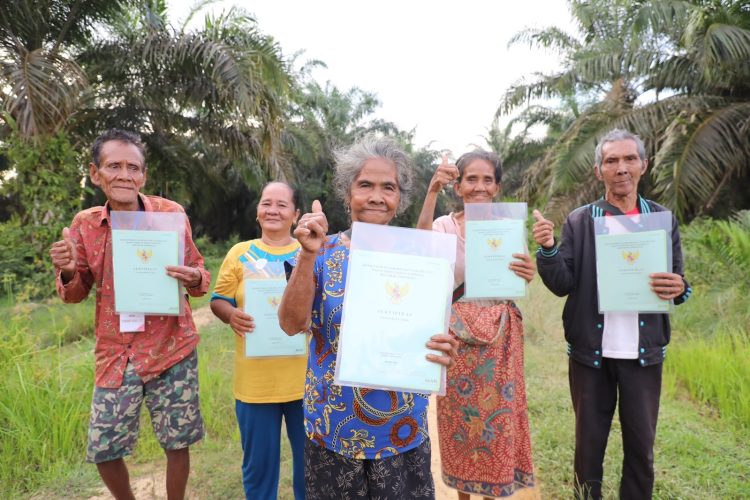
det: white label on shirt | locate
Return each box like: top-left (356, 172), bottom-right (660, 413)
top-left (120, 313), bottom-right (145, 333)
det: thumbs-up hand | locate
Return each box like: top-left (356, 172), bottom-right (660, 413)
top-left (49, 226), bottom-right (78, 280)
top-left (428, 152), bottom-right (459, 194)
top-left (532, 209), bottom-right (555, 249)
top-left (294, 199), bottom-right (329, 254)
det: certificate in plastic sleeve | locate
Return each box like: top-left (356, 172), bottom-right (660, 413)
top-left (111, 229), bottom-right (180, 314)
top-left (244, 278), bottom-right (306, 358)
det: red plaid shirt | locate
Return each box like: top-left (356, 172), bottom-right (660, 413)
top-left (56, 194), bottom-right (210, 388)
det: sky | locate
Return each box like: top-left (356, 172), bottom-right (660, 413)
top-left (168, 0), bottom-right (575, 154)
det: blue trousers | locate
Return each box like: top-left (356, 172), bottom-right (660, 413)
top-left (235, 399), bottom-right (305, 500)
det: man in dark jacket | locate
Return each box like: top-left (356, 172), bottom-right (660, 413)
top-left (531, 129), bottom-right (691, 499)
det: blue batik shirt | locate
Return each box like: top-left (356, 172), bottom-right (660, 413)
top-left (304, 233), bottom-right (430, 459)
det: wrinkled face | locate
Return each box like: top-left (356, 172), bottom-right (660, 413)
top-left (594, 139), bottom-right (647, 198)
top-left (454, 159), bottom-right (500, 204)
top-left (256, 183), bottom-right (299, 235)
top-left (89, 140), bottom-right (146, 211)
top-left (349, 158), bottom-right (401, 225)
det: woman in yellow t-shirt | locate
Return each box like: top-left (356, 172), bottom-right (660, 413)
top-left (210, 182), bottom-right (305, 499)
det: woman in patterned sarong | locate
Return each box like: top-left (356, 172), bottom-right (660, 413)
top-left (417, 150), bottom-right (538, 499)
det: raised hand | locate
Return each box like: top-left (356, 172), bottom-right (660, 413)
top-left (49, 227), bottom-right (78, 281)
top-left (428, 153), bottom-right (459, 194)
top-left (532, 209), bottom-right (555, 249)
top-left (294, 199), bottom-right (329, 254)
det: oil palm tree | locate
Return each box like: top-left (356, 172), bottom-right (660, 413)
top-left (282, 79), bottom-right (402, 231)
top-left (75, 0), bottom-right (294, 202)
top-left (0, 0), bottom-right (121, 137)
top-left (501, 0), bottom-right (750, 221)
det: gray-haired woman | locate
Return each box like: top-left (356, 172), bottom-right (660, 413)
top-left (279, 136), bottom-right (456, 499)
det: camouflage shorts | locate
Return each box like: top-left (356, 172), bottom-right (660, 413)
top-left (86, 350), bottom-right (204, 463)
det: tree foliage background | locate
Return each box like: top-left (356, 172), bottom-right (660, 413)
top-left (0, 0), bottom-right (436, 297)
top-left (499, 0), bottom-right (750, 222)
top-left (2, 0), bottom-right (749, 298)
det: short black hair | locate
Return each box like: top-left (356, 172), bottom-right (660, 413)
top-left (455, 150), bottom-right (503, 183)
top-left (92, 129), bottom-right (147, 168)
top-left (259, 181), bottom-right (303, 210)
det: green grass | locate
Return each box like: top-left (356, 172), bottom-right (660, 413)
top-left (665, 326), bottom-right (750, 431)
top-left (518, 280), bottom-right (750, 499)
top-left (5, 252), bottom-right (749, 499)
top-left (0, 299), bottom-right (94, 347)
top-left (9, 319), bottom-right (296, 499)
top-left (188, 254), bottom-right (224, 310)
top-left (0, 320), bottom-right (95, 496)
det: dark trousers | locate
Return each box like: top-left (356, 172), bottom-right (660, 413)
top-left (569, 358), bottom-right (662, 500)
top-left (303, 438), bottom-right (435, 499)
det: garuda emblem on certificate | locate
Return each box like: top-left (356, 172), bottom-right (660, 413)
top-left (267, 296), bottom-right (281, 309)
top-left (622, 250), bottom-right (640, 264)
top-left (136, 248), bottom-right (153, 263)
top-left (385, 282), bottom-right (410, 304)
top-left (486, 238), bottom-right (502, 251)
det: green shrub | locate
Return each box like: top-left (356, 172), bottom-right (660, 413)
top-left (667, 212), bottom-right (750, 429)
top-left (681, 211), bottom-right (750, 289)
top-left (0, 129), bottom-right (84, 300)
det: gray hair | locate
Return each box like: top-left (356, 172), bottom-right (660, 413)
top-left (594, 129), bottom-right (647, 169)
top-left (333, 135), bottom-right (414, 214)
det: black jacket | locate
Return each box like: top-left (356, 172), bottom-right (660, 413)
top-left (536, 196), bottom-right (692, 368)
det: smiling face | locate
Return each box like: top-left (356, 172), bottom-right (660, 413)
top-left (594, 139), bottom-right (647, 198)
top-left (89, 140), bottom-right (147, 211)
top-left (256, 182), bottom-right (299, 236)
top-left (454, 158), bottom-right (501, 204)
top-left (349, 158), bottom-right (401, 225)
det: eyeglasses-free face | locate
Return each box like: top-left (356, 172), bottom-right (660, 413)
top-left (89, 140), bottom-right (147, 211)
top-left (454, 158), bottom-right (500, 204)
top-left (349, 158), bottom-right (401, 226)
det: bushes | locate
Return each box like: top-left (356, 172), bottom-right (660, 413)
top-left (0, 129), bottom-right (84, 300)
top-left (681, 211), bottom-right (750, 289)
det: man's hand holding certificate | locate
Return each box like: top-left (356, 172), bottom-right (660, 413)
top-left (594, 212), bottom-right (674, 313)
top-left (112, 228), bottom-right (181, 315)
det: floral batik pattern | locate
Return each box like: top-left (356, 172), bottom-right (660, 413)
top-left (304, 437), bottom-right (434, 499)
top-left (437, 300), bottom-right (536, 498)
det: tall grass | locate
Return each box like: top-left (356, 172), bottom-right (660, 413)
top-left (665, 211), bottom-right (750, 429)
top-left (664, 329), bottom-right (750, 429)
top-left (0, 314), bottom-right (94, 496)
top-left (0, 250), bottom-right (245, 498)
top-left (0, 300), bottom-right (94, 346)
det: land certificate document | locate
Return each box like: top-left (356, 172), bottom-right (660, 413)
top-left (112, 229), bottom-right (180, 314)
top-left (595, 229), bottom-right (669, 312)
top-left (336, 249), bottom-right (452, 393)
top-left (244, 279), bottom-right (306, 358)
top-left (465, 218), bottom-right (526, 299)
